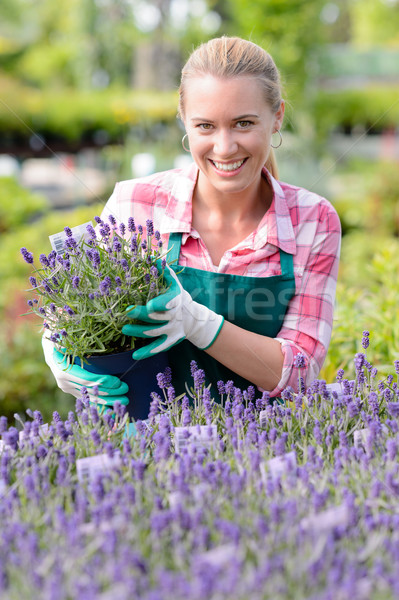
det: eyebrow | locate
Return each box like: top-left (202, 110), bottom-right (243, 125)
top-left (190, 114), bottom-right (259, 122)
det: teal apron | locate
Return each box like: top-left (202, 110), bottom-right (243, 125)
top-left (167, 232), bottom-right (296, 397)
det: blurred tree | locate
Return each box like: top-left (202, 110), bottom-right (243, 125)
top-left (219, 0), bottom-right (330, 108)
top-left (349, 0), bottom-right (399, 47)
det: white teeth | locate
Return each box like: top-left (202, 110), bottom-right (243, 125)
top-left (212, 159), bottom-right (245, 172)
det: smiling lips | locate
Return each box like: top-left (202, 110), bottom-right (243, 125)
top-left (211, 158), bottom-right (247, 173)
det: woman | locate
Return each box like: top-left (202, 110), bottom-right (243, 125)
top-left (43, 36), bottom-right (341, 411)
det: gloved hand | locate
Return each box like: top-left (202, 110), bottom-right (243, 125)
top-left (42, 335), bottom-right (129, 407)
top-left (122, 262), bottom-right (224, 360)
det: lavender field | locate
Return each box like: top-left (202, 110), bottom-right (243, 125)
top-left (1, 334), bottom-right (399, 599)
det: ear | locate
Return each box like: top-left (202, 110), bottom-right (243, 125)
top-left (273, 100), bottom-right (285, 132)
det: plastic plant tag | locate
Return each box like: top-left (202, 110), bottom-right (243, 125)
top-left (300, 504), bottom-right (350, 534)
top-left (19, 423), bottom-right (50, 442)
top-left (354, 425), bottom-right (388, 450)
top-left (198, 544), bottom-right (237, 568)
top-left (259, 410), bottom-right (268, 429)
top-left (260, 450), bottom-right (297, 484)
top-left (76, 452), bottom-right (122, 484)
top-left (174, 424), bottom-right (217, 454)
top-left (49, 221), bottom-right (93, 254)
top-left (353, 428), bottom-right (369, 449)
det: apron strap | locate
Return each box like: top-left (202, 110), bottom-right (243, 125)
top-left (279, 249), bottom-right (294, 278)
top-left (168, 232), bottom-right (294, 278)
top-left (167, 232), bottom-right (183, 264)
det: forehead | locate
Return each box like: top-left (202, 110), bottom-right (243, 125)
top-left (183, 75), bottom-right (270, 116)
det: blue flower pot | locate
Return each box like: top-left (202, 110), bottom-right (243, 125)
top-left (75, 350), bottom-right (168, 421)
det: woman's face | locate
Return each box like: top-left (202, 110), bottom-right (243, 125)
top-left (182, 75), bottom-right (284, 199)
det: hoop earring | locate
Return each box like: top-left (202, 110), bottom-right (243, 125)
top-left (271, 129), bottom-right (283, 149)
top-left (182, 134), bottom-right (190, 152)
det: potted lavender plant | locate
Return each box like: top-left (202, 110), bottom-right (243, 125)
top-left (21, 215), bottom-right (170, 419)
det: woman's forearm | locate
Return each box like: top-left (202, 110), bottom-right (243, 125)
top-left (204, 320), bottom-right (284, 392)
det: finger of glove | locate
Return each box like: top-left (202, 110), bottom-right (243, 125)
top-left (54, 361), bottom-right (130, 396)
top-left (122, 322), bottom-right (166, 338)
top-left (125, 304), bottom-right (154, 321)
top-left (146, 268), bottom-right (182, 312)
top-left (89, 395), bottom-right (129, 407)
top-left (132, 332), bottom-right (185, 359)
top-left (125, 305), bottom-right (169, 324)
top-left (132, 334), bottom-right (170, 359)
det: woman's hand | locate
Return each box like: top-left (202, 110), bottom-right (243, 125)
top-left (122, 263), bottom-right (224, 359)
top-left (42, 335), bottom-right (129, 407)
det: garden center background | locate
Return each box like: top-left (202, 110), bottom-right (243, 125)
top-left (1, 0), bottom-right (398, 421)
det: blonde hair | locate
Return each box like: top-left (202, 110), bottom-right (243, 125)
top-left (178, 36), bottom-right (283, 178)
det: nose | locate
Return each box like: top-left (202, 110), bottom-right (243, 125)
top-left (213, 129), bottom-right (238, 157)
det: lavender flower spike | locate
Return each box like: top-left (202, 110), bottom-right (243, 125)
top-left (20, 247), bottom-right (34, 264)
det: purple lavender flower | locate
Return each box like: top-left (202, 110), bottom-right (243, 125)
top-left (182, 408), bottom-right (191, 426)
top-left (63, 305), bottom-right (74, 316)
top-left (0, 415), bottom-right (7, 433)
top-left (113, 237), bottom-right (122, 253)
top-left (20, 247), bottom-right (34, 264)
top-left (354, 352), bottom-right (366, 371)
top-left (143, 219), bottom-right (154, 238)
top-left (294, 353), bottom-right (307, 369)
top-left (361, 330), bottom-right (370, 350)
top-left (64, 237), bottom-right (77, 250)
top-left (72, 276), bottom-right (80, 288)
top-left (3, 427), bottom-right (19, 450)
top-left (193, 368), bottom-right (205, 389)
top-left (90, 429), bottom-right (102, 447)
top-left (127, 217), bottom-right (136, 232)
top-left (108, 214), bottom-right (117, 227)
top-left (29, 276), bottom-right (38, 287)
top-left (39, 253), bottom-right (49, 266)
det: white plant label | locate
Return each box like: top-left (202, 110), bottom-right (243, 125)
top-left (260, 450), bottom-right (297, 484)
top-left (301, 504), bottom-right (350, 534)
top-left (49, 221), bottom-right (93, 254)
top-left (174, 424), bottom-right (217, 454)
top-left (259, 410), bottom-right (269, 429)
top-left (19, 423), bottom-right (50, 442)
top-left (76, 452), bottom-right (122, 484)
top-left (353, 428), bottom-right (369, 449)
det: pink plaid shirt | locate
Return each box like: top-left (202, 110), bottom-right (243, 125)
top-left (101, 162), bottom-right (341, 396)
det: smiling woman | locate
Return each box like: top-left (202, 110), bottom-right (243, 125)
top-left (44, 36), bottom-right (341, 416)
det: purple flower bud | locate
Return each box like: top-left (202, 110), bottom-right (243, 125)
top-left (20, 247), bottom-right (34, 264)
top-left (354, 352), bottom-right (365, 371)
top-left (39, 253), bottom-right (49, 266)
top-left (146, 219), bottom-right (154, 236)
top-left (72, 276), bottom-right (80, 288)
top-left (113, 238), bottom-right (122, 252)
top-left (29, 276), bottom-right (38, 287)
top-left (362, 330), bottom-right (370, 350)
top-left (64, 226), bottom-right (73, 237)
top-left (0, 415), bottom-right (8, 433)
top-left (182, 408), bottom-right (191, 426)
top-left (138, 224), bottom-right (143, 235)
top-left (27, 299), bottom-right (34, 307)
top-left (108, 214), bottom-right (117, 226)
top-left (336, 368), bottom-right (344, 382)
top-left (127, 217), bottom-right (136, 232)
top-left (294, 353), bottom-right (306, 369)
top-left (90, 429), bottom-right (102, 446)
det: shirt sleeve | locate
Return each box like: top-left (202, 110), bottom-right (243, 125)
top-left (270, 201), bottom-right (341, 396)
